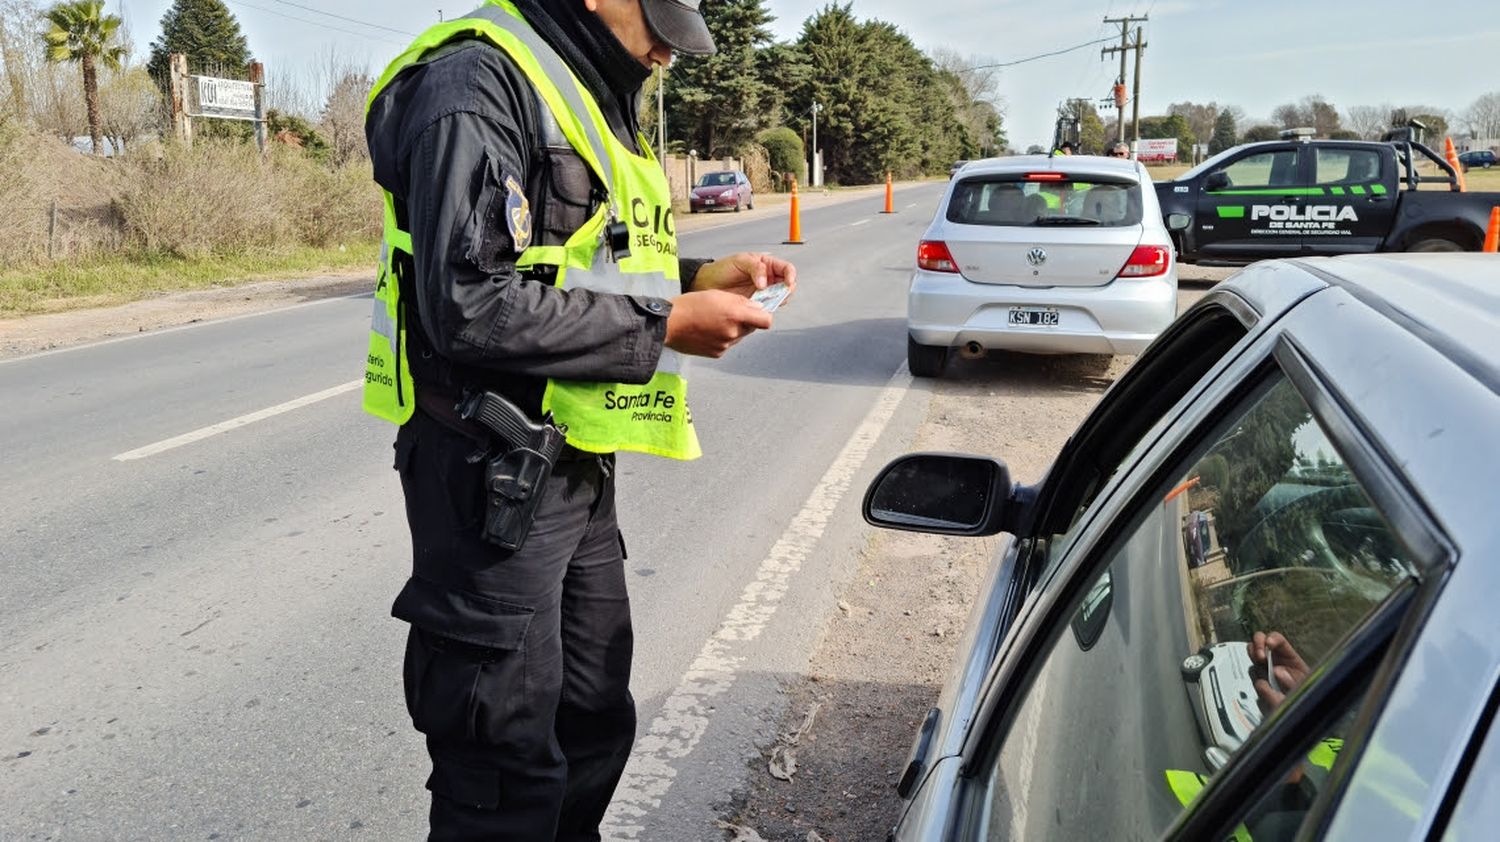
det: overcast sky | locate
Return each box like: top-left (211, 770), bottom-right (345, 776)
top-left (116, 0), bottom-right (1499, 149)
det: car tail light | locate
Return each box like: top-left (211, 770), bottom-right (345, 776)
top-left (1118, 245), bottom-right (1171, 277)
top-left (917, 240), bottom-right (959, 273)
top-left (1025, 172), bottom-right (1066, 181)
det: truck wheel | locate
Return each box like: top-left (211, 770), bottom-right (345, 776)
top-left (1407, 237), bottom-right (1464, 253)
top-left (907, 337), bottom-right (948, 378)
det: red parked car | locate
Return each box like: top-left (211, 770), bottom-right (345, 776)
top-left (689, 170), bottom-right (754, 213)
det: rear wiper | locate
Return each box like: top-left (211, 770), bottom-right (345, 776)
top-left (1032, 217), bottom-right (1102, 226)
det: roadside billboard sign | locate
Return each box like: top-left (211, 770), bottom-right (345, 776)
top-left (1134, 137), bottom-right (1179, 163)
top-left (194, 76), bottom-right (258, 121)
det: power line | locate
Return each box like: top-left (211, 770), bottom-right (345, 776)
top-left (267, 0), bottom-right (417, 37)
top-left (222, 0), bottom-right (410, 46)
top-left (964, 36), bottom-right (1118, 71)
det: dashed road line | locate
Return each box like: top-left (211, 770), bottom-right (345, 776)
top-left (600, 364), bottom-right (914, 839)
top-left (850, 219), bottom-right (870, 227)
top-left (113, 380), bottom-right (361, 461)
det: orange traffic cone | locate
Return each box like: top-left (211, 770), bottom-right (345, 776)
top-left (1484, 206), bottom-right (1499, 253)
top-left (784, 176), bottom-right (803, 245)
top-left (1445, 137), bottom-right (1468, 193)
top-left (881, 170), bottom-right (895, 214)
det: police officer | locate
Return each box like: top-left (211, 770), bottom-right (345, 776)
top-left (362, 1), bottom-right (796, 838)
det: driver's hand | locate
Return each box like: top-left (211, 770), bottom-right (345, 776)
top-left (1248, 631), bottom-right (1311, 711)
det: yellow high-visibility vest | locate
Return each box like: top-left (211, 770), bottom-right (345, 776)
top-left (362, 0), bottom-right (699, 460)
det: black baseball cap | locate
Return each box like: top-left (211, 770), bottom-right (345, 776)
top-left (640, 0), bottom-right (716, 56)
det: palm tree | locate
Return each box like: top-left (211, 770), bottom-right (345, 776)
top-left (43, 0), bottom-right (128, 156)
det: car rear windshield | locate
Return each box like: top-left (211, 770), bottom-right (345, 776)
top-left (948, 176), bottom-right (1143, 227)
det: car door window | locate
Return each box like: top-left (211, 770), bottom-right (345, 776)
top-left (979, 370), bottom-right (1418, 841)
top-left (1314, 148), bottom-right (1384, 190)
top-left (1213, 150), bottom-right (1302, 191)
top-left (1039, 303), bottom-right (1251, 580)
top-left (1211, 686), bottom-right (1368, 842)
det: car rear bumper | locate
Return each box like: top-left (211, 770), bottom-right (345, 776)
top-left (907, 269), bottom-right (1178, 355)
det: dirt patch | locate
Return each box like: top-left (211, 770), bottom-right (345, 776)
top-left (725, 352), bottom-right (1129, 841)
top-left (0, 272), bottom-right (370, 358)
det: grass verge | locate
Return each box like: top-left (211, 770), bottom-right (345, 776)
top-left (0, 242), bottom-right (378, 316)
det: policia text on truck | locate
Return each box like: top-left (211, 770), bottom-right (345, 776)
top-left (1155, 128), bottom-right (1500, 264)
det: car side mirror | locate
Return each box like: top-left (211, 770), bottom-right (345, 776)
top-left (1203, 171), bottom-right (1230, 192)
top-left (863, 453), bottom-right (1034, 536)
top-left (1167, 212), bottom-right (1192, 231)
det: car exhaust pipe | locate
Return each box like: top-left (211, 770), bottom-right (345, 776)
top-left (959, 341), bottom-right (984, 359)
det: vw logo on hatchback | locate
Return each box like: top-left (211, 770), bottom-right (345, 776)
top-left (1026, 247), bottom-right (1047, 266)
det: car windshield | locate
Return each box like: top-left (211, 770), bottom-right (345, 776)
top-left (698, 172), bottom-right (737, 187)
top-left (947, 176), bottom-right (1143, 227)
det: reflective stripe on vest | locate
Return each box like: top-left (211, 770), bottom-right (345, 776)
top-left (1164, 770), bottom-right (1252, 842)
top-left (361, 1), bottom-right (699, 460)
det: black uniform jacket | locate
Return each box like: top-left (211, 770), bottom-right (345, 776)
top-left (365, 6), bottom-right (707, 413)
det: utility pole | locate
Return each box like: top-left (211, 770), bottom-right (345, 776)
top-left (1130, 27), bottom-right (1147, 153)
top-left (810, 101), bottom-right (821, 187)
top-left (1101, 15), bottom-right (1148, 146)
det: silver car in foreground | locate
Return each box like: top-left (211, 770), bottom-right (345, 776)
top-left (866, 254), bottom-right (1500, 840)
top-left (907, 155), bottom-right (1177, 377)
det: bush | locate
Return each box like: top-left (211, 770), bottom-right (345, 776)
top-left (737, 143), bottom-right (772, 194)
top-left (757, 126), bottom-right (805, 187)
top-left (115, 140), bottom-right (288, 257)
top-left (111, 140), bottom-right (383, 258)
top-left (0, 121), bottom-right (49, 262)
top-left (272, 151), bottom-right (381, 248)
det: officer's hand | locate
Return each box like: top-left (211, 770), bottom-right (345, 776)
top-left (692, 252), bottom-right (798, 301)
top-left (1248, 631), bottom-right (1311, 712)
top-left (664, 289), bottom-right (773, 358)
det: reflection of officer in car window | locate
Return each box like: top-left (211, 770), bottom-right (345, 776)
top-left (1248, 631), bottom-right (1310, 711)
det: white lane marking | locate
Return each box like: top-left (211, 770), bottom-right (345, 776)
top-left (112, 380), bottom-right (361, 461)
top-left (905, 201), bottom-right (920, 208)
top-left (0, 292), bottom-right (369, 367)
top-left (850, 219), bottom-right (870, 227)
top-left (601, 364), bottom-right (914, 840)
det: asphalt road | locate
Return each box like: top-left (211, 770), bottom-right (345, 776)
top-left (0, 184), bottom-right (950, 841)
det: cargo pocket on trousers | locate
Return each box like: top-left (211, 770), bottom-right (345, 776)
top-left (426, 757), bottom-right (503, 810)
top-left (394, 577), bottom-right (534, 746)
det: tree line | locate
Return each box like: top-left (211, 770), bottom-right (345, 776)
top-left (1044, 93), bottom-right (1500, 160)
top-left (654, 1), bottom-right (1005, 185)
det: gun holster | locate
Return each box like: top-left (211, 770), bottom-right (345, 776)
top-left (457, 391), bottom-right (567, 553)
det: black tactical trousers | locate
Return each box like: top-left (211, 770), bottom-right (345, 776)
top-left (391, 410), bottom-right (635, 841)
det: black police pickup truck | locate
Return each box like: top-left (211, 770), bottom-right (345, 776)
top-left (1156, 134), bottom-right (1500, 264)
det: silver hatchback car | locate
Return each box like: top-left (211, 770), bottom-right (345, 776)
top-left (908, 155), bottom-right (1177, 377)
top-left (867, 254), bottom-right (1500, 840)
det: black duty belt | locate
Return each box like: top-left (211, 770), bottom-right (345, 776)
top-left (414, 387), bottom-right (591, 461)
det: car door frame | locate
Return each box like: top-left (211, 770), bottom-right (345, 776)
top-left (938, 289), bottom-right (1455, 841)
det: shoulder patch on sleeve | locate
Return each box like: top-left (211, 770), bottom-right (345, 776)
top-left (504, 173), bottom-right (533, 251)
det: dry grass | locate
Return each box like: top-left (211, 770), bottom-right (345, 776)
top-left (0, 126), bottom-right (383, 312)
